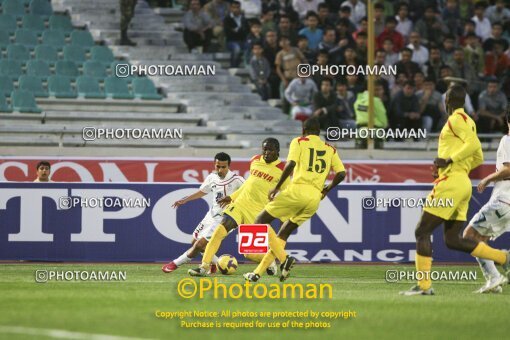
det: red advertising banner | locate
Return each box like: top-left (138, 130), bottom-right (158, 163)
top-left (0, 157), bottom-right (495, 183)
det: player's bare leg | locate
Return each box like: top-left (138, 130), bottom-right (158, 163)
top-left (463, 226), bottom-right (504, 293)
top-left (400, 211), bottom-right (443, 296)
top-left (188, 216), bottom-right (237, 277)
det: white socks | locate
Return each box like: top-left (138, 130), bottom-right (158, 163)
top-left (174, 253), bottom-right (192, 266)
top-left (476, 257), bottom-right (501, 280)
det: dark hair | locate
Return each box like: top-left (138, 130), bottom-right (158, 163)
top-left (404, 80), bottom-right (415, 87)
top-left (440, 65), bottom-right (452, 71)
top-left (340, 6), bottom-right (351, 13)
top-left (214, 152), bottom-right (231, 165)
top-left (252, 42), bottom-right (264, 49)
top-left (465, 19), bottom-right (476, 26)
top-left (506, 106), bottom-right (510, 124)
top-left (305, 11), bottom-right (319, 20)
top-left (401, 47), bottom-right (413, 55)
top-left (279, 14), bottom-right (290, 22)
top-left (397, 2), bottom-right (408, 11)
top-left (317, 49), bottom-right (329, 56)
top-left (250, 19), bottom-right (262, 27)
top-left (359, 16), bottom-right (368, 23)
top-left (297, 34), bottom-right (308, 41)
top-left (447, 84), bottom-right (467, 103)
top-left (374, 3), bottom-right (384, 10)
top-left (474, 1), bottom-right (488, 10)
top-left (321, 78), bottom-right (333, 86)
top-left (465, 32), bottom-right (478, 39)
top-left (424, 76), bottom-right (435, 83)
top-left (386, 16), bottom-right (398, 24)
top-left (492, 21), bottom-right (503, 29)
top-left (36, 161), bottom-right (51, 170)
top-left (303, 117), bottom-right (321, 134)
top-left (262, 138), bottom-right (280, 151)
top-left (487, 77), bottom-right (499, 84)
top-left (318, 3), bottom-right (329, 10)
top-left (357, 31), bottom-right (367, 38)
top-left (231, 0), bottom-right (241, 6)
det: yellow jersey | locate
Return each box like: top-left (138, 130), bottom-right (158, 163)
top-left (229, 155), bottom-right (288, 211)
top-left (286, 134), bottom-right (345, 192)
top-left (438, 108), bottom-right (483, 176)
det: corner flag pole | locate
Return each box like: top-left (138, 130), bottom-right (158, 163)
top-left (367, 0), bottom-right (375, 150)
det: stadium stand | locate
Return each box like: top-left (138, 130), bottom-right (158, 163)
top-left (0, 0), bottom-right (507, 155)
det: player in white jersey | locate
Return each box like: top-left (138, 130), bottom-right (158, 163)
top-left (162, 153), bottom-right (245, 273)
top-left (463, 110), bottom-right (510, 293)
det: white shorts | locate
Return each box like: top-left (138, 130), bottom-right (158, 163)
top-left (469, 194), bottom-right (510, 240)
top-left (192, 213), bottom-right (223, 241)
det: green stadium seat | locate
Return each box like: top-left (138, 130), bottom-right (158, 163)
top-left (0, 94), bottom-right (12, 113)
top-left (0, 60), bottom-right (22, 80)
top-left (83, 60), bottom-right (107, 78)
top-left (29, 0), bottom-right (53, 16)
top-left (11, 89), bottom-right (42, 113)
top-left (26, 60), bottom-right (51, 79)
top-left (34, 44), bottom-right (58, 63)
top-left (63, 45), bottom-right (86, 63)
top-left (14, 29), bottom-right (39, 46)
top-left (49, 14), bottom-right (72, 32)
top-left (0, 31), bottom-right (11, 50)
top-left (7, 44), bottom-right (30, 62)
top-left (91, 46), bottom-right (114, 63)
top-left (76, 76), bottom-right (105, 99)
top-left (70, 30), bottom-right (94, 47)
top-left (0, 14), bottom-right (17, 34)
top-left (48, 75), bottom-right (76, 98)
top-left (132, 77), bottom-right (162, 100)
top-left (22, 14), bottom-right (46, 33)
top-left (3, 0), bottom-right (26, 17)
top-left (0, 75), bottom-right (14, 96)
top-left (42, 30), bottom-right (65, 47)
top-left (55, 60), bottom-right (79, 78)
top-left (19, 74), bottom-right (48, 97)
top-left (104, 76), bottom-right (134, 99)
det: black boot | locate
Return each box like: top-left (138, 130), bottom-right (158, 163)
top-left (120, 29), bottom-right (136, 46)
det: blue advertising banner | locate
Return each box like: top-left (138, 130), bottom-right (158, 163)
top-left (0, 183), bottom-right (508, 262)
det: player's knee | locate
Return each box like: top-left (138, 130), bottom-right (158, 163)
top-left (415, 227), bottom-right (430, 239)
top-left (444, 234), bottom-right (462, 250)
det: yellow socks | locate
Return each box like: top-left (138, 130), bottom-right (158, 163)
top-left (201, 224), bottom-right (227, 267)
top-left (244, 254), bottom-right (265, 263)
top-left (416, 254), bottom-right (432, 290)
top-left (268, 226), bottom-right (287, 263)
top-left (254, 238), bottom-right (287, 275)
top-left (471, 242), bottom-right (507, 265)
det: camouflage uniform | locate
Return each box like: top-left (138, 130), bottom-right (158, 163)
top-left (120, 0), bottom-right (137, 31)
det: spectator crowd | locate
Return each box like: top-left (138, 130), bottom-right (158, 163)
top-left (181, 0), bottom-right (510, 137)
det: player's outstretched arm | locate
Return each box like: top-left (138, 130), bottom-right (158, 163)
top-left (171, 190), bottom-right (207, 208)
top-left (321, 171), bottom-right (346, 199)
top-left (477, 163), bottom-right (510, 193)
top-left (269, 161), bottom-right (296, 200)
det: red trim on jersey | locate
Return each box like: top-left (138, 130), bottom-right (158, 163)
top-left (447, 120), bottom-right (462, 140)
top-left (276, 162), bottom-right (285, 171)
top-left (433, 176), bottom-right (448, 184)
top-left (297, 137), bottom-right (309, 143)
top-left (325, 142), bottom-right (337, 154)
top-left (250, 155), bottom-right (261, 162)
top-left (217, 176), bottom-right (243, 187)
top-left (456, 112), bottom-right (468, 123)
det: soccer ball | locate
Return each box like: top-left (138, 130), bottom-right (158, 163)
top-left (217, 254), bottom-right (238, 275)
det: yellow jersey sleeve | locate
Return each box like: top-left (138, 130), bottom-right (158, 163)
top-left (448, 113), bottom-right (482, 163)
top-left (329, 145), bottom-right (345, 173)
top-left (286, 137), bottom-right (301, 164)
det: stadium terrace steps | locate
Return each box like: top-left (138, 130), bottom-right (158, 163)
top-left (36, 98), bottom-right (181, 113)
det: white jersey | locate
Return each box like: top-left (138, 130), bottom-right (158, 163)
top-left (199, 170), bottom-right (245, 217)
top-left (492, 135), bottom-right (510, 199)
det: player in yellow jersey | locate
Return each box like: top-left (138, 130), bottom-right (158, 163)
top-left (188, 138), bottom-right (289, 277)
top-left (243, 118), bottom-right (346, 282)
top-left (400, 84), bottom-right (510, 296)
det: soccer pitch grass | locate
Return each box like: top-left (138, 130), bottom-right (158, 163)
top-left (0, 263), bottom-right (508, 340)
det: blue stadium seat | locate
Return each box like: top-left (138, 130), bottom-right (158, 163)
top-left (48, 75), bottom-right (76, 98)
top-left (22, 14), bottom-right (46, 33)
top-left (104, 76), bottom-right (134, 99)
top-left (83, 60), bottom-right (107, 78)
top-left (91, 46), bottom-right (114, 63)
top-left (55, 60), bottom-right (79, 78)
top-left (26, 60), bottom-right (51, 79)
top-left (0, 75), bottom-right (14, 96)
top-left (0, 14), bottom-right (18, 34)
top-left (34, 44), bottom-right (58, 64)
top-left (7, 44), bottom-right (30, 62)
top-left (0, 94), bottom-right (12, 112)
top-left (14, 29), bottom-right (39, 46)
top-left (132, 77), bottom-right (162, 100)
top-left (19, 74), bottom-right (48, 98)
top-left (0, 31), bottom-right (11, 50)
top-left (42, 30), bottom-right (65, 47)
top-left (2, 0), bottom-right (27, 17)
top-left (76, 76), bottom-right (106, 99)
top-left (0, 60), bottom-right (23, 80)
top-left (63, 45), bottom-right (87, 63)
top-left (49, 14), bottom-right (73, 32)
top-left (11, 89), bottom-right (42, 113)
top-left (70, 30), bottom-right (94, 47)
top-left (29, 0), bottom-right (53, 16)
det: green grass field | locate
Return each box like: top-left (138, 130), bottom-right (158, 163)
top-left (0, 263), bottom-right (508, 340)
